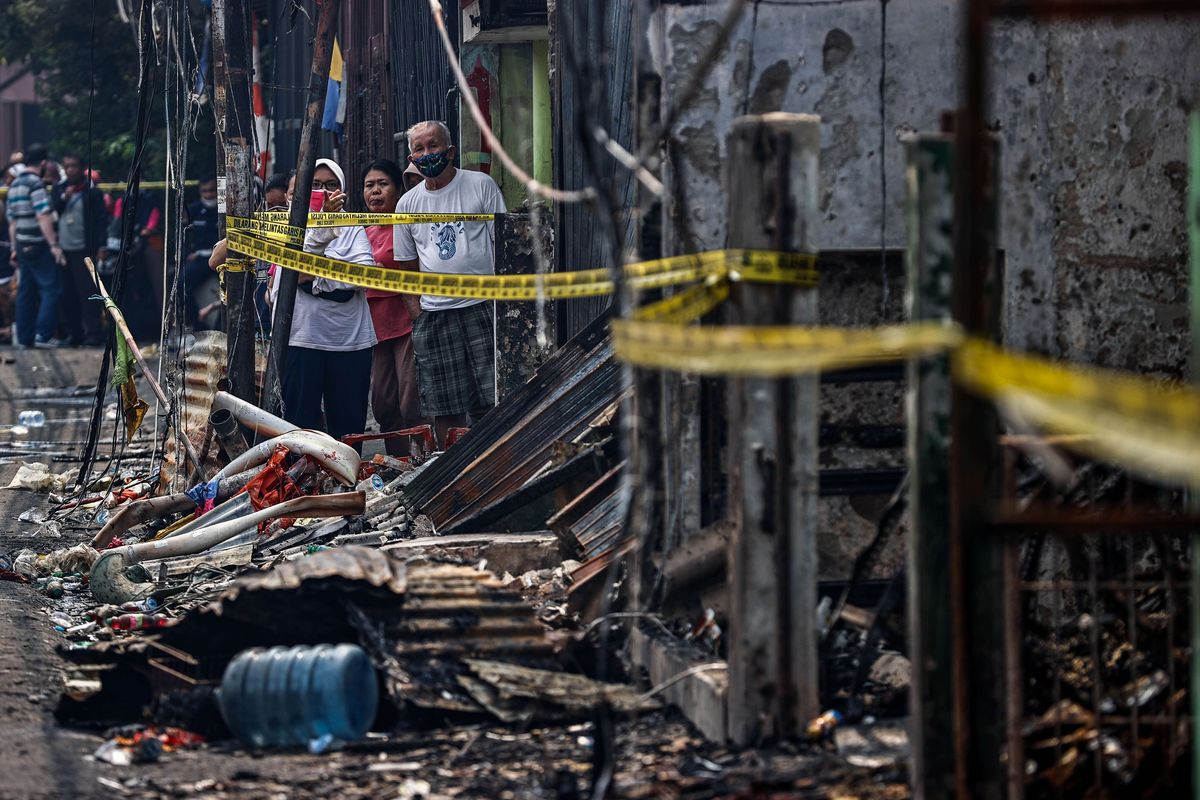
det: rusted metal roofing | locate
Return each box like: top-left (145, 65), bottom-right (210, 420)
top-left (224, 545), bottom-right (408, 599)
top-left (402, 315), bottom-right (619, 530)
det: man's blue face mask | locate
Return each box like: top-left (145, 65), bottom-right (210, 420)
top-left (413, 150), bottom-right (451, 179)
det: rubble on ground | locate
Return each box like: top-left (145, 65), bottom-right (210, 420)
top-left (4, 341), bottom-right (911, 798)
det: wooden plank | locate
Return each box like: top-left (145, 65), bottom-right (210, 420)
top-left (725, 113), bottom-right (821, 744)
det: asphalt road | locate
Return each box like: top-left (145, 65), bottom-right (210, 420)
top-left (0, 345), bottom-right (119, 799)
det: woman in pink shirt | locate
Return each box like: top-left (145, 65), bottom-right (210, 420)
top-left (362, 159), bottom-right (427, 453)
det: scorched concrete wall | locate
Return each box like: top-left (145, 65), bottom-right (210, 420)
top-left (652, 1), bottom-right (1199, 373)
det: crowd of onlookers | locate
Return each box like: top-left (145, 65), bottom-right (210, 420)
top-left (4, 119), bottom-right (507, 450)
top-left (0, 143), bottom-right (217, 346)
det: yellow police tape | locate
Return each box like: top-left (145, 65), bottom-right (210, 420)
top-left (234, 211), bottom-right (811, 284)
top-left (252, 210), bottom-right (497, 228)
top-left (953, 339), bottom-right (1200, 489)
top-left (229, 213), bottom-right (492, 243)
top-left (94, 180), bottom-right (198, 192)
top-left (631, 278), bottom-right (730, 323)
top-left (226, 228), bottom-right (816, 302)
top-left (611, 319), bottom-right (965, 376)
top-left (235, 213), bottom-right (802, 278)
top-left (612, 318), bottom-right (1200, 488)
top-left (0, 179), bottom-right (195, 197)
top-left (227, 215), bottom-right (302, 244)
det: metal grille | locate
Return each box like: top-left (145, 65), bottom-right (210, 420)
top-left (1003, 478), bottom-right (1193, 798)
top-left (340, 0), bottom-right (392, 197)
top-left (550, 0), bottom-right (636, 343)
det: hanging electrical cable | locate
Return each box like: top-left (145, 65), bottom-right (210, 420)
top-left (156, 0), bottom-right (201, 491)
top-left (77, 0), bottom-right (161, 491)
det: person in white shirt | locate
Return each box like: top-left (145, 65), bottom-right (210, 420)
top-left (394, 120), bottom-right (507, 448)
top-left (276, 158), bottom-right (378, 442)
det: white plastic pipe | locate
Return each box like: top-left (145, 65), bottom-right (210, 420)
top-left (115, 491), bottom-right (365, 564)
top-left (165, 492), bottom-right (255, 540)
top-left (211, 391), bottom-right (298, 439)
top-left (89, 468), bottom-right (259, 549)
top-left (89, 491), bottom-right (367, 604)
top-left (213, 430), bottom-right (360, 486)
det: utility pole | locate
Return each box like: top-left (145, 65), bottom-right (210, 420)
top-left (211, 0), bottom-right (257, 402)
top-left (261, 0), bottom-right (341, 416)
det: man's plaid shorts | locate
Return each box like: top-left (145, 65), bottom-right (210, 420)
top-left (411, 301), bottom-right (496, 418)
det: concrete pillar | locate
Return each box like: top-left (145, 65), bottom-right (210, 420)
top-left (725, 112), bottom-right (821, 744)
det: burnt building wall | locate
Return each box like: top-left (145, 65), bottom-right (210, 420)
top-left (649, 3), bottom-right (1198, 374)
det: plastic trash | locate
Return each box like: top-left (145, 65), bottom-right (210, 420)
top-left (91, 726), bottom-right (196, 766)
top-left (7, 463), bottom-right (69, 492)
top-left (12, 550), bottom-right (39, 578)
top-left (17, 411), bottom-right (45, 428)
top-left (120, 598), bottom-right (158, 613)
top-left (218, 644), bottom-right (378, 749)
top-left (108, 613), bottom-right (171, 631)
top-left (806, 709), bottom-right (843, 743)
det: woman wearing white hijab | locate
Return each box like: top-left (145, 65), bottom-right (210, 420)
top-left (276, 157), bottom-right (377, 443)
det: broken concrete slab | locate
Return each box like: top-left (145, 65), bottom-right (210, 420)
top-left (629, 628), bottom-right (727, 743)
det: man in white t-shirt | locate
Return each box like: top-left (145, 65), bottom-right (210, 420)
top-left (394, 120), bottom-right (507, 448)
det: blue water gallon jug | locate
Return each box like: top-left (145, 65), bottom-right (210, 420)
top-left (218, 643), bottom-right (379, 748)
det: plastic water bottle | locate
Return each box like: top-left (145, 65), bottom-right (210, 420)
top-left (17, 411), bottom-right (45, 428)
top-left (109, 613), bottom-right (170, 631)
top-left (217, 644), bottom-right (378, 749)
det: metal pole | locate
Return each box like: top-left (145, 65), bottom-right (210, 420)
top-left (211, 0), bottom-right (257, 403)
top-left (531, 40), bottom-right (552, 188)
top-left (725, 113), bottom-right (821, 744)
top-left (261, 0), bottom-right (341, 416)
top-left (954, 0), bottom-right (1007, 793)
top-left (905, 133), bottom-right (957, 799)
top-left (1187, 108), bottom-right (1200, 800)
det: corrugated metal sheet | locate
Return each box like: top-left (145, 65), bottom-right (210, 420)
top-left (570, 486), bottom-right (625, 561)
top-left (401, 314), bottom-right (617, 526)
top-left (422, 335), bottom-right (618, 531)
top-left (263, 0), bottom-right (316, 171)
top-left (388, 0), bottom-right (460, 157)
top-left (340, 0), bottom-right (393, 191)
top-left (550, 0), bottom-right (637, 342)
top-left (222, 546), bottom-right (409, 600)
